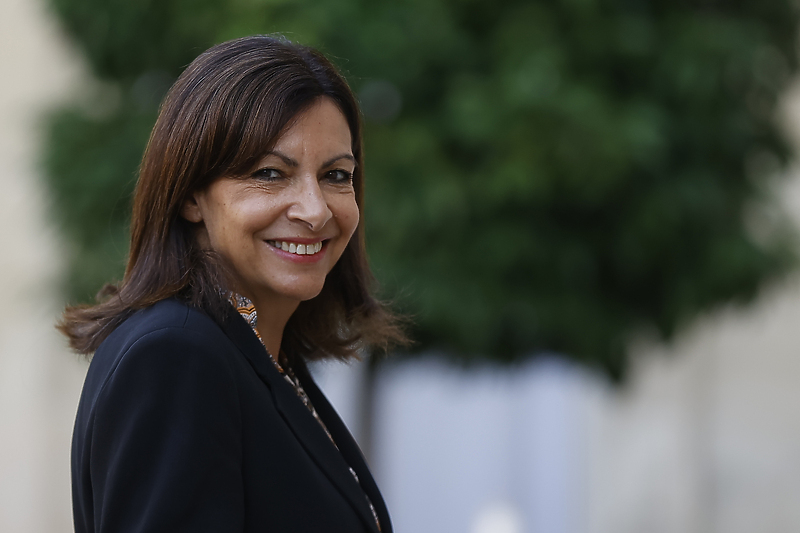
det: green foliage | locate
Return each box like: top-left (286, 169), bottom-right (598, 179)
top-left (44, 0), bottom-right (799, 378)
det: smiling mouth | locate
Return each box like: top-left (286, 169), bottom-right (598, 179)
top-left (267, 240), bottom-right (324, 256)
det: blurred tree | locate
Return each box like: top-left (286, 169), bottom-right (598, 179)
top-left (45, 0), bottom-right (798, 378)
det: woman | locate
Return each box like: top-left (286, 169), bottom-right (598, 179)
top-left (60, 35), bottom-right (405, 533)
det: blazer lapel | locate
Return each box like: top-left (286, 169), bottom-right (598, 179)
top-left (217, 305), bottom-right (275, 386)
top-left (297, 364), bottom-right (393, 533)
top-left (218, 309), bottom-right (381, 533)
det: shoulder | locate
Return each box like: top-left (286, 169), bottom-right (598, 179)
top-left (102, 298), bottom-right (222, 348)
top-left (81, 299), bottom-right (237, 408)
top-left (99, 298), bottom-right (229, 357)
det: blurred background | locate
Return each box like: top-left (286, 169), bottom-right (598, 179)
top-left (3, 0), bottom-right (800, 531)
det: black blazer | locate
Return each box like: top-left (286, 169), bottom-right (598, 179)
top-left (71, 298), bottom-right (391, 533)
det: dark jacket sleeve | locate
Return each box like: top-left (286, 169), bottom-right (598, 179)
top-left (88, 327), bottom-right (244, 532)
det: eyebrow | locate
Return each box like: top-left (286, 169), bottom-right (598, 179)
top-left (264, 150), bottom-right (357, 168)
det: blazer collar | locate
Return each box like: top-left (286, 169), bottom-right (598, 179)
top-left (218, 307), bottom-right (384, 533)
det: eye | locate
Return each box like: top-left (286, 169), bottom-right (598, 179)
top-left (251, 167), bottom-right (283, 181)
top-left (324, 169), bottom-right (354, 184)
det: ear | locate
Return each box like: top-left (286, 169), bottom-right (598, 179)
top-left (180, 192), bottom-right (204, 223)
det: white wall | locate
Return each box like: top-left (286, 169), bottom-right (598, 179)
top-left (0, 0), bottom-right (86, 531)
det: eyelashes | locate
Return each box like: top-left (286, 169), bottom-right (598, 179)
top-left (250, 168), bottom-right (282, 181)
top-left (324, 169), bottom-right (354, 184)
top-left (249, 167), bottom-right (354, 184)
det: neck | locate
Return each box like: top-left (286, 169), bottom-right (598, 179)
top-left (250, 294), bottom-right (300, 360)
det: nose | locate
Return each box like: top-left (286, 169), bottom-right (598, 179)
top-left (286, 176), bottom-right (333, 231)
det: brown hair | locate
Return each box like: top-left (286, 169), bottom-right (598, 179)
top-left (58, 35), bottom-right (406, 360)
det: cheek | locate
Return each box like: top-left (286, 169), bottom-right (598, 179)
top-left (204, 214), bottom-right (250, 259)
top-left (211, 201), bottom-right (269, 240)
top-left (336, 197), bottom-right (360, 240)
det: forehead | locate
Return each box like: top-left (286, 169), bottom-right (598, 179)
top-left (269, 98), bottom-right (353, 154)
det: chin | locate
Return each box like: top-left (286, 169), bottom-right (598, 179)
top-left (280, 282), bottom-right (327, 303)
top-left (299, 287), bottom-right (326, 302)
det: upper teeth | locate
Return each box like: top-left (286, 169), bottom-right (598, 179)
top-left (269, 241), bottom-right (323, 255)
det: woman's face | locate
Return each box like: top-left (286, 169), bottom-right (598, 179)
top-left (182, 97), bottom-right (360, 308)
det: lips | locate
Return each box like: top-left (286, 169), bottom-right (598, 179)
top-left (266, 240), bottom-right (324, 256)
